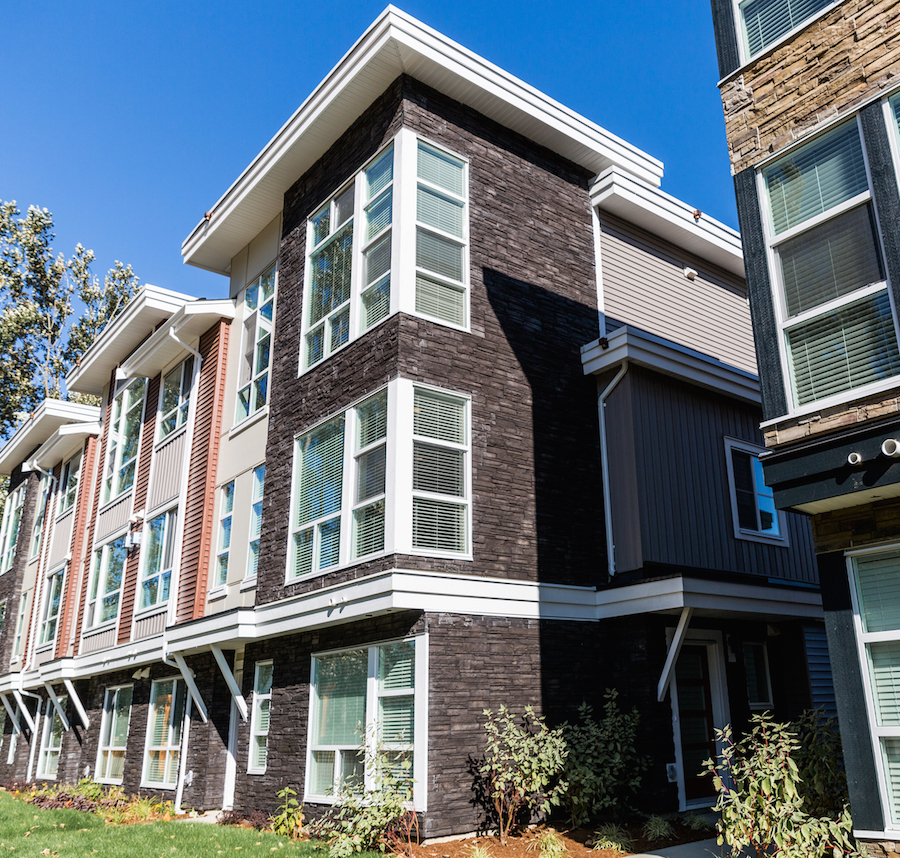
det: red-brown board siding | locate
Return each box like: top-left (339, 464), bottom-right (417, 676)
top-left (176, 319), bottom-right (229, 623)
top-left (117, 374), bottom-right (159, 645)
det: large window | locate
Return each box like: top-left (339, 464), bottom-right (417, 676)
top-left (159, 357), bottom-right (193, 440)
top-left (86, 534), bottom-right (127, 628)
top-left (140, 509), bottom-right (177, 610)
top-left (37, 696), bottom-right (67, 779)
top-left (143, 678), bottom-right (186, 788)
top-left (30, 474), bottom-right (53, 558)
top-left (0, 483), bottom-right (25, 574)
top-left (214, 481), bottom-right (234, 588)
top-left (39, 567), bottom-right (65, 646)
top-left (247, 466), bottom-right (265, 579)
top-left (236, 264), bottom-right (277, 424)
top-left (762, 120), bottom-right (900, 410)
top-left (96, 685), bottom-right (132, 783)
top-left (307, 638), bottom-right (423, 805)
top-left (724, 438), bottom-right (785, 544)
top-left (248, 661), bottom-right (273, 774)
top-left (851, 550), bottom-right (900, 829)
top-left (59, 451), bottom-right (82, 515)
top-left (12, 593), bottom-right (27, 657)
top-left (738, 0), bottom-right (837, 60)
top-left (103, 379), bottom-right (146, 504)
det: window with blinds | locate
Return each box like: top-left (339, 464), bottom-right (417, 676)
top-left (96, 685), bottom-right (132, 783)
top-left (739, 0), bottom-right (836, 60)
top-left (143, 678), bottom-right (186, 788)
top-left (249, 661), bottom-right (273, 774)
top-left (853, 551), bottom-right (900, 826)
top-left (763, 120), bottom-right (899, 409)
top-left (308, 639), bottom-right (418, 801)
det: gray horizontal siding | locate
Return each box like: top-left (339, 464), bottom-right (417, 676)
top-left (600, 213), bottom-right (757, 375)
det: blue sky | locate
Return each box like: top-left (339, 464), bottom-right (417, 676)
top-left (1, 0), bottom-right (735, 300)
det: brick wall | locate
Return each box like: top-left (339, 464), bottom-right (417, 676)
top-left (721, 0), bottom-right (900, 174)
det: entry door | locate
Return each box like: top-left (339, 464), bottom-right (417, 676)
top-left (674, 644), bottom-right (718, 803)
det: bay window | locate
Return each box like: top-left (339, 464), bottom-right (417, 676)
top-left (140, 508), bottom-right (177, 610)
top-left (96, 685), bottom-right (132, 783)
top-left (159, 357), bottom-right (193, 439)
top-left (103, 379), bottom-right (146, 504)
top-left (143, 678), bottom-right (186, 788)
top-left (87, 534), bottom-right (127, 628)
top-left (236, 264), bottom-right (277, 423)
top-left (762, 120), bottom-right (900, 410)
top-left (307, 637), bottom-right (425, 806)
top-left (0, 483), bottom-right (25, 574)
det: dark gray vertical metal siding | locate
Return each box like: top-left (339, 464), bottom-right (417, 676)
top-left (802, 622), bottom-right (838, 719)
top-left (628, 366), bottom-right (818, 582)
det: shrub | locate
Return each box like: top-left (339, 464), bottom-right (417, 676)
top-left (704, 713), bottom-right (865, 858)
top-left (591, 823), bottom-right (633, 853)
top-left (467, 846), bottom-right (492, 858)
top-left (683, 813), bottom-right (715, 832)
top-left (479, 705), bottom-right (567, 844)
top-left (271, 787), bottom-right (305, 840)
top-left (641, 816), bottom-right (674, 841)
top-left (790, 708), bottom-right (849, 819)
top-left (527, 828), bottom-right (567, 858)
top-left (560, 692), bottom-right (644, 826)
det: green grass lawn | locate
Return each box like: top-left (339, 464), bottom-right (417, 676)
top-left (0, 790), bottom-right (322, 858)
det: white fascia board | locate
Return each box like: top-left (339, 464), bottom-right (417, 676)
top-left (120, 299), bottom-right (236, 380)
top-left (595, 576), bottom-right (823, 620)
top-left (0, 399), bottom-right (101, 476)
top-left (181, 6), bottom-right (663, 275)
top-left (591, 168), bottom-right (744, 277)
top-left (25, 422), bottom-right (101, 472)
top-left (581, 325), bottom-right (761, 405)
top-left (65, 286), bottom-right (195, 396)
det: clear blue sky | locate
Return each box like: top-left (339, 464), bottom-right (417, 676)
top-left (1, 0), bottom-right (735, 300)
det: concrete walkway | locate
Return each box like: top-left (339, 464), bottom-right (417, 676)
top-left (630, 837), bottom-right (722, 857)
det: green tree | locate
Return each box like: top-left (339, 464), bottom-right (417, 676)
top-left (0, 200), bottom-right (139, 438)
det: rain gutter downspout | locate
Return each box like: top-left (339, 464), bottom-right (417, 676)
top-left (599, 362), bottom-right (627, 577)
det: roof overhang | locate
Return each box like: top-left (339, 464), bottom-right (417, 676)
top-left (581, 325), bottom-right (760, 405)
top-left (120, 299), bottom-right (236, 380)
top-left (181, 6), bottom-right (665, 275)
top-left (24, 422), bottom-right (101, 473)
top-left (66, 286), bottom-right (195, 396)
top-left (591, 167), bottom-right (744, 277)
top-left (0, 400), bottom-right (101, 476)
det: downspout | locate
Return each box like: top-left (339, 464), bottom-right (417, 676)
top-left (599, 362), bottom-right (628, 577)
top-left (165, 326), bottom-right (203, 627)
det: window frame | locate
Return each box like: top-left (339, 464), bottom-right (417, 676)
top-left (11, 592), bottom-right (27, 659)
top-left (30, 473), bottom-right (54, 559)
top-left (85, 532), bottom-right (128, 631)
top-left (102, 378), bottom-right (147, 505)
top-left (158, 356), bottom-right (194, 442)
top-left (137, 507), bottom-right (177, 613)
top-left (732, 0), bottom-right (841, 66)
top-left (141, 677), bottom-right (186, 789)
top-left (246, 465), bottom-right (265, 581)
top-left (757, 117), bottom-right (900, 416)
top-left (38, 565), bottom-right (66, 648)
top-left (58, 450), bottom-right (82, 517)
top-left (743, 641), bottom-right (774, 710)
top-left (0, 483), bottom-right (26, 574)
top-left (723, 437), bottom-right (788, 546)
top-left (248, 660), bottom-right (273, 775)
top-left (95, 685), bottom-right (133, 785)
top-left (213, 481), bottom-right (235, 589)
top-left (235, 263), bottom-right (277, 425)
top-left (305, 635), bottom-right (428, 810)
top-left (36, 696), bottom-right (67, 780)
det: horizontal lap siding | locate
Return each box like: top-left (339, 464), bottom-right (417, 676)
top-left (600, 213), bottom-right (757, 374)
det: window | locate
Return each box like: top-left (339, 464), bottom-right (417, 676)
top-left (743, 642), bottom-right (774, 710)
top-left (724, 439), bottom-right (785, 544)
top-left (851, 549), bottom-right (900, 828)
top-left (249, 661), bottom-right (273, 773)
top-left (307, 638), bottom-right (423, 805)
top-left (143, 678), bottom-right (186, 788)
top-left (0, 599), bottom-right (6, 637)
top-left (304, 148), bottom-right (394, 370)
top-left (415, 141), bottom-right (468, 327)
top-left (12, 593), bottom-right (27, 657)
top-left (247, 466), bottom-right (265, 579)
top-left (140, 509), bottom-right (176, 610)
top-left (236, 264), bottom-right (276, 423)
top-left (214, 481), bottom-right (234, 588)
top-left (59, 451), bottom-right (82, 514)
top-left (762, 120), bottom-right (900, 410)
top-left (96, 685), bottom-right (132, 783)
top-left (39, 567), bottom-right (65, 646)
top-left (87, 534), bottom-right (127, 628)
top-left (30, 474), bottom-right (53, 558)
top-left (0, 483), bottom-right (25, 574)
top-left (37, 696), bottom-right (67, 779)
top-left (737, 0), bottom-right (837, 60)
top-left (159, 357), bottom-right (194, 439)
top-left (103, 379), bottom-right (146, 504)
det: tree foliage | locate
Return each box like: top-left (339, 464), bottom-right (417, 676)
top-left (0, 200), bottom-right (139, 438)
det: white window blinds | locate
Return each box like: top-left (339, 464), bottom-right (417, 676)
top-left (739, 0), bottom-right (835, 59)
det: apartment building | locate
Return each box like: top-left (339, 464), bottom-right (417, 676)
top-left (0, 7), bottom-right (831, 833)
top-left (709, 0), bottom-right (900, 851)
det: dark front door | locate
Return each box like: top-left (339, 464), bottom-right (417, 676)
top-left (675, 644), bottom-right (717, 801)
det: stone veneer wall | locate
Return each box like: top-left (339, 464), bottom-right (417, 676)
top-left (721, 0), bottom-right (900, 175)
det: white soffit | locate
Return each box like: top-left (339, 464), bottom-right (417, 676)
top-left (591, 168), bottom-right (744, 278)
top-left (27, 422), bottom-right (101, 472)
top-left (182, 6), bottom-right (664, 275)
top-left (121, 299), bottom-right (236, 380)
top-left (581, 325), bottom-right (760, 404)
top-left (0, 400), bottom-right (101, 476)
top-left (66, 286), bottom-right (195, 396)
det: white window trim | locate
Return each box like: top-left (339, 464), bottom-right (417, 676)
top-left (11, 592), bottom-right (28, 660)
top-left (0, 483), bottom-right (26, 574)
top-left (885, 92), bottom-right (900, 209)
top-left (135, 507), bottom-right (178, 615)
top-left (247, 660), bottom-right (272, 775)
top-left (57, 450), bottom-right (82, 518)
top-left (157, 356), bottom-right (194, 445)
top-left (246, 465), bottom-right (265, 581)
top-left (36, 695), bottom-right (66, 780)
top-left (85, 530), bottom-right (128, 632)
top-left (30, 473), bottom-right (54, 559)
top-left (304, 634), bottom-right (428, 810)
top-left (723, 437), bottom-right (788, 546)
top-left (38, 565), bottom-right (66, 648)
top-left (757, 116), bottom-right (900, 416)
top-left (102, 378), bottom-right (147, 506)
top-left (235, 263), bottom-right (278, 426)
top-left (95, 684), bottom-right (133, 785)
top-left (141, 676), bottom-right (186, 789)
top-left (214, 481), bottom-right (235, 589)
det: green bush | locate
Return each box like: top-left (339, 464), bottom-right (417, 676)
top-left (479, 705), bottom-right (567, 844)
top-left (560, 692), bottom-right (644, 826)
top-left (271, 787), bottom-right (304, 840)
top-left (704, 713), bottom-right (865, 858)
top-left (790, 708), bottom-right (849, 819)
